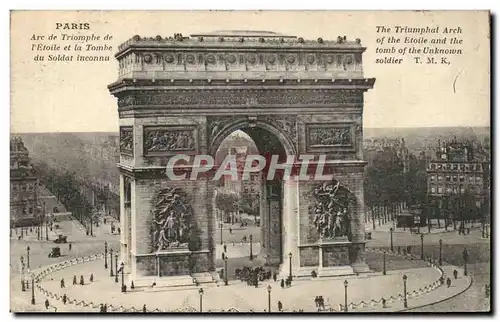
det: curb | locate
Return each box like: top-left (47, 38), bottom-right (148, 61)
top-left (397, 274), bottom-right (474, 312)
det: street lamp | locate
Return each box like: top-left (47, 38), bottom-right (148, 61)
top-left (267, 285), bottom-right (272, 312)
top-left (403, 274), bottom-right (408, 308)
top-left (288, 252), bottom-right (293, 281)
top-left (343, 280), bottom-right (348, 312)
top-left (110, 249), bottom-right (114, 277)
top-left (115, 254), bottom-right (119, 283)
top-left (120, 262), bottom-right (125, 292)
top-left (383, 251), bottom-right (387, 275)
top-left (224, 256), bottom-right (228, 286)
top-left (420, 233), bottom-right (424, 260)
top-left (463, 248), bottom-right (468, 276)
top-left (390, 227), bottom-right (394, 252)
top-left (249, 234), bottom-right (253, 260)
top-left (31, 275), bottom-right (35, 305)
top-left (26, 246), bottom-right (30, 269)
top-left (45, 220), bottom-right (49, 241)
top-left (198, 288), bottom-right (204, 312)
top-left (439, 239), bottom-right (443, 266)
top-left (104, 242), bottom-right (108, 269)
top-left (220, 222), bottom-right (223, 246)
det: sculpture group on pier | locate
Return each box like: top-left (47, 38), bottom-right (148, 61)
top-left (152, 187), bottom-right (192, 251)
top-left (312, 180), bottom-right (353, 240)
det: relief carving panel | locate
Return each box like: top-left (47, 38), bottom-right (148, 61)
top-left (119, 126), bottom-right (133, 156)
top-left (306, 123), bottom-right (355, 152)
top-left (144, 126), bottom-right (197, 155)
top-left (117, 89), bottom-right (363, 108)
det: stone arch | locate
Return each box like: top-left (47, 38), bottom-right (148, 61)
top-left (208, 118), bottom-right (297, 157)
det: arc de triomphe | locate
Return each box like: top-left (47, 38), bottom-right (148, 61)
top-left (108, 31), bottom-right (375, 286)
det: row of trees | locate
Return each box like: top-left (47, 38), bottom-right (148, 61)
top-left (33, 161), bottom-right (100, 228)
top-left (214, 191), bottom-right (260, 223)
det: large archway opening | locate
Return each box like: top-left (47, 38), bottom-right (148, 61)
top-left (210, 122), bottom-right (293, 282)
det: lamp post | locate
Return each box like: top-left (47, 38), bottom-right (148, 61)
top-left (220, 222), bottom-right (223, 246)
top-left (120, 262), bottom-right (125, 292)
top-left (26, 246), bottom-right (30, 269)
top-left (249, 234), bottom-right (253, 260)
top-left (383, 251), bottom-right (387, 275)
top-left (198, 288), bottom-right (204, 312)
top-left (224, 256), bottom-right (228, 286)
top-left (104, 242), bottom-right (108, 269)
top-left (463, 248), bottom-right (468, 276)
top-left (110, 249), bottom-right (114, 277)
top-left (288, 252), bottom-right (293, 281)
top-left (45, 220), bottom-right (49, 241)
top-left (403, 274), bottom-right (408, 308)
top-left (390, 227), bottom-right (394, 252)
top-left (31, 275), bottom-right (35, 305)
top-left (420, 233), bottom-right (424, 260)
top-left (439, 239), bottom-right (443, 266)
top-left (343, 280), bottom-right (348, 312)
top-left (115, 254), bottom-right (119, 283)
top-left (267, 285), bottom-right (272, 312)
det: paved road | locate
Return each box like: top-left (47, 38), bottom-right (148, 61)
top-left (366, 225), bottom-right (491, 313)
top-left (10, 218), bottom-right (120, 312)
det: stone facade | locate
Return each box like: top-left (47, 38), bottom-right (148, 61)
top-left (109, 30), bottom-right (375, 282)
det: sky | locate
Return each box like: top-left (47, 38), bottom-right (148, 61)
top-left (10, 10), bottom-right (490, 133)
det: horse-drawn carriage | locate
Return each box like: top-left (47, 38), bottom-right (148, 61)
top-left (48, 247), bottom-right (61, 258)
top-left (54, 234), bottom-right (68, 243)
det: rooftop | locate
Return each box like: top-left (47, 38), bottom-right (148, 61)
top-left (190, 30), bottom-right (296, 38)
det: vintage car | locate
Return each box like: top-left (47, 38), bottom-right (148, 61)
top-left (54, 234), bottom-right (68, 244)
top-left (48, 247), bottom-right (61, 258)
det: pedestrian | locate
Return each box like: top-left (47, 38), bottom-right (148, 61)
top-left (73, 275), bottom-right (77, 285)
top-left (273, 272), bottom-right (277, 282)
top-left (60, 278), bottom-right (65, 288)
top-left (104, 218), bottom-right (107, 224)
top-left (280, 279), bottom-right (285, 288)
top-left (118, 227), bottom-right (121, 235)
top-left (99, 304), bottom-right (105, 312)
top-left (278, 300), bottom-right (283, 312)
top-left (453, 269), bottom-right (458, 279)
top-left (62, 294), bottom-right (67, 305)
top-left (80, 275), bottom-right (84, 285)
top-left (446, 277), bottom-right (452, 288)
top-left (229, 227), bottom-right (232, 234)
top-left (143, 304), bottom-right (147, 313)
top-left (223, 244), bottom-right (227, 253)
top-left (69, 243), bottom-right (72, 251)
top-left (222, 252), bottom-right (225, 260)
top-left (103, 304), bottom-right (107, 312)
top-left (467, 228), bottom-right (470, 235)
top-left (45, 298), bottom-right (50, 309)
top-left (90, 273), bottom-right (94, 283)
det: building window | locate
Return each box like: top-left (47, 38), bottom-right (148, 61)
top-left (453, 164), bottom-right (458, 170)
top-left (459, 176), bottom-right (465, 182)
top-left (29, 208), bottom-right (33, 214)
top-left (476, 177), bottom-right (483, 184)
top-left (438, 187), bottom-right (444, 194)
top-left (460, 164), bottom-right (465, 171)
top-left (447, 187), bottom-right (452, 193)
top-left (446, 176), bottom-right (451, 182)
top-left (431, 186), bottom-right (436, 193)
top-left (12, 184), bottom-right (17, 191)
top-left (430, 175), bottom-right (436, 181)
top-left (438, 176), bottom-right (443, 181)
top-left (468, 176), bottom-right (475, 183)
top-left (452, 176), bottom-right (458, 182)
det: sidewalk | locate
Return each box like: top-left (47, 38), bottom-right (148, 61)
top-left (36, 256), bottom-right (441, 312)
top-left (353, 265), bottom-right (471, 312)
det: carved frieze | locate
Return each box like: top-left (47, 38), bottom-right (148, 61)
top-left (143, 126), bottom-right (197, 155)
top-left (117, 89), bottom-right (363, 109)
top-left (306, 124), bottom-right (355, 152)
top-left (311, 180), bottom-right (356, 241)
top-left (119, 126), bottom-right (134, 156)
top-left (151, 187), bottom-right (193, 252)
